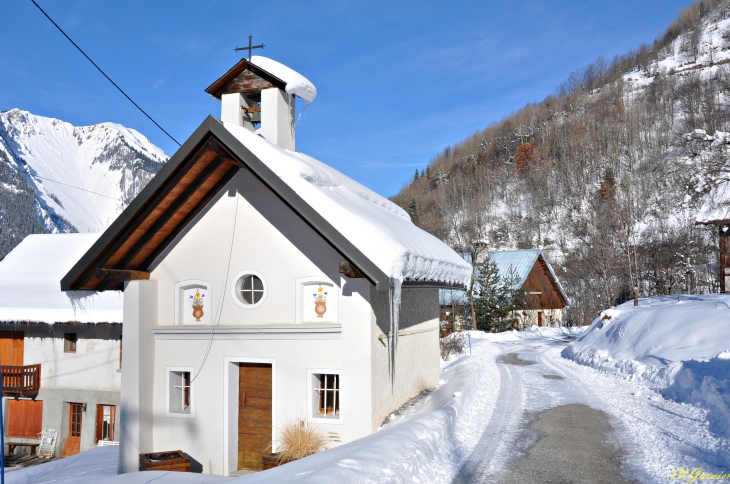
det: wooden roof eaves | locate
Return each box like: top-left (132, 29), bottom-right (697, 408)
top-left (60, 117), bottom-right (229, 291)
top-left (204, 59), bottom-right (287, 99)
top-left (62, 116), bottom-right (391, 292)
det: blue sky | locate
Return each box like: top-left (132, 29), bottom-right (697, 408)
top-left (1, 0), bottom-right (692, 197)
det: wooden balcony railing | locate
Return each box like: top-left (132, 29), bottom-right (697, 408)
top-left (1, 365), bottom-right (41, 396)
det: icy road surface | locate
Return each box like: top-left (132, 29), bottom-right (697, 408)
top-left (464, 331), bottom-right (730, 484)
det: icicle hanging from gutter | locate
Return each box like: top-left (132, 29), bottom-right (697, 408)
top-left (388, 277), bottom-right (402, 384)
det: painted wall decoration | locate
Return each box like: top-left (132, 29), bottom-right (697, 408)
top-left (296, 277), bottom-right (338, 324)
top-left (190, 291), bottom-right (205, 322)
top-left (313, 286), bottom-right (328, 318)
top-left (174, 280), bottom-right (212, 325)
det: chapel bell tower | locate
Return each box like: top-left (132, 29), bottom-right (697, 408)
top-left (205, 57), bottom-right (297, 151)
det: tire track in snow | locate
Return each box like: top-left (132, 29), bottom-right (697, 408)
top-left (452, 350), bottom-right (523, 484)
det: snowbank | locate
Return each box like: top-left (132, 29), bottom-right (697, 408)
top-left (224, 123), bottom-right (473, 287)
top-left (250, 56), bottom-right (317, 104)
top-left (562, 295), bottom-right (730, 437)
top-left (0, 233), bottom-right (123, 323)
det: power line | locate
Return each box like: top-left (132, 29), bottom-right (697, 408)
top-left (30, 0), bottom-right (182, 147)
top-left (33, 175), bottom-right (121, 200)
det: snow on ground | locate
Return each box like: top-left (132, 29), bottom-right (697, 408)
top-left (563, 294), bottom-right (730, 438)
top-left (239, 340), bottom-right (500, 483)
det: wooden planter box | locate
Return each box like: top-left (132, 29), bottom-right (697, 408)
top-left (139, 450), bottom-right (190, 472)
top-left (262, 453), bottom-right (291, 470)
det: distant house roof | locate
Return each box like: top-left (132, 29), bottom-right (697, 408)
top-left (61, 117), bottom-right (472, 292)
top-left (0, 234), bottom-right (122, 324)
top-left (488, 249), bottom-right (542, 289)
top-left (488, 249), bottom-right (569, 306)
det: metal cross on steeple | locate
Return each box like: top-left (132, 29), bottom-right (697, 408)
top-left (234, 35), bottom-right (264, 61)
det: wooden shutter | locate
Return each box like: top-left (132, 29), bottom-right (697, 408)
top-left (95, 405), bottom-right (103, 444)
top-left (0, 331), bottom-right (24, 366)
top-left (7, 399), bottom-right (43, 438)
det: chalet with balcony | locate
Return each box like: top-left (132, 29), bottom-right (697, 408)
top-left (0, 234), bottom-right (122, 457)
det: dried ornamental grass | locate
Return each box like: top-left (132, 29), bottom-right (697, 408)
top-left (275, 418), bottom-right (328, 463)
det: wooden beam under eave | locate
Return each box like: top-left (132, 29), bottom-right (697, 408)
top-left (95, 269), bottom-right (150, 282)
top-left (339, 262), bottom-right (365, 278)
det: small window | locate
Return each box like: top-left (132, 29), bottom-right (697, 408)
top-left (308, 370), bottom-right (341, 422)
top-left (231, 270), bottom-right (267, 309)
top-left (165, 367), bottom-right (195, 418)
top-left (64, 334), bottom-right (77, 353)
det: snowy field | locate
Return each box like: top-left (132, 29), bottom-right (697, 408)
top-left (7, 301), bottom-right (730, 482)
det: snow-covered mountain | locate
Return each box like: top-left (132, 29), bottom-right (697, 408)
top-left (0, 109), bottom-right (167, 259)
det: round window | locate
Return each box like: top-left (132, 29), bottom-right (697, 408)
top-left (231, 270), bottom-right (267, 309)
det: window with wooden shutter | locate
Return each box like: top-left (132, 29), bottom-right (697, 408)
top-left (95, 404), bottom-right (116, 443)
top-left (7, 399), bottom-right (43, 438)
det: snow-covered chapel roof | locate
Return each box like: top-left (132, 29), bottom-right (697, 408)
top-left (0, 234), bottom-right (122, 324)
top-left (62, 117), bottom-right (472, 291)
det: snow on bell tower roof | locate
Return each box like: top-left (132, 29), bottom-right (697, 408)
top-left (205, 55), bottom-right (317, 104)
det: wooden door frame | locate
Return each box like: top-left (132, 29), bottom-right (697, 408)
top-left (222, 356), bottom-right (276, 477)
top-left (95, 404), bottom-right (116, 443)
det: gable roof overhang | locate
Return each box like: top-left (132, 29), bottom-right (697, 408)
top-left (205, 58), bottom-right (287, 102)
top-left (535, 254), bottom-right (570, 307)
top-left (61, 116), bottom-right (395, 292)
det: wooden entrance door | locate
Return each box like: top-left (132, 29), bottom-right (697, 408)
top-left (61, 403), bottom-right (83, 457)
top-left (237, 363), bottom-right (272, 471)
top-left (0, 331), bottom-right (24, 366)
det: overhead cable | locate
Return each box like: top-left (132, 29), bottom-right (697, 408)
top-left (30, 0), bottom-right (182, 147)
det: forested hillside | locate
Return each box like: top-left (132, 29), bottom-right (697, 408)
top-left (393, 0), bottom-right (730, 325)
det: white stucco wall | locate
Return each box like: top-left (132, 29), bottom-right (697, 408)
top-left (151, 336), bottom-right (342, 476)
top-left (151, 168), bottom-right (345, 327)
top-left (370, 288), bottom-right (440, 430)
top-left (23, 331), bottom-right (121, 392)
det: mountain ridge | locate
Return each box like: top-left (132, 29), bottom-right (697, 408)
top-left (0, 108), bottom-right (167, 259)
